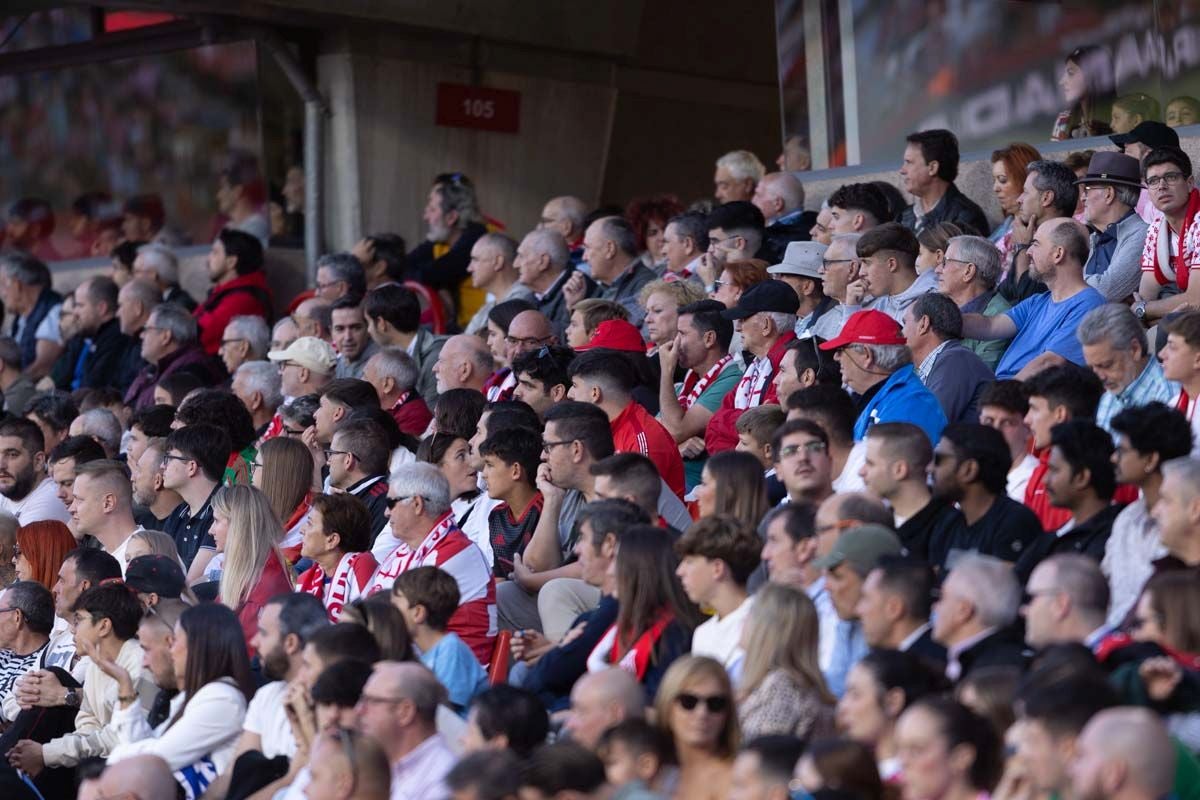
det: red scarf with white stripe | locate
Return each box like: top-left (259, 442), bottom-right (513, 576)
top-left (679, 355), bottom-right (733, 412)
top-left (296, 551), bottom-right (378, 621)
top-left (610, 611), bottom-right (674, 680)
top-left (370, 511), bottom-right (456, 589)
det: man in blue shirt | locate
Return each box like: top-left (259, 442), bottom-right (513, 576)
top-left (962, 217), bottom-right (1105, 380)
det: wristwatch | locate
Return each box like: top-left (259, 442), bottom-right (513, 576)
top-left (1133, 300), bottom-right (1148, 319)
top-left (64, 688), bottom-right (81, 708)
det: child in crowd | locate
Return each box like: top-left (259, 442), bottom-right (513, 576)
top-left (596, 718), bottom-right (674, 796)
top-left (478, 428), bottom-right (543, 578)
top-left (393, 566), bottom-right (488, 712)
top-left (735, 404), bottom-right (787, 505)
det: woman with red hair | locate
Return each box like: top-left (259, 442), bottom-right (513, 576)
top-left (989, 142), bottom-right (1041, 265)
top-left (13, 520), bottom-right (76, 590)
top-left (627, 194), bottom-right (684, 272)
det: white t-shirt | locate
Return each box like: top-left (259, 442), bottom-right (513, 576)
top-left (1007, 454), bottom-right (1039, 503)
top-left (832, 442), bottom-right (867, 493)
top-left (0, 477), bottom-right (71, 525)
top-left (691, 596), bottom-right (755, 669)
top-left (243, 681), bottom-right (297, 759)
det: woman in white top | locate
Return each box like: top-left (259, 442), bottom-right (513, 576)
top-left (96, 603), bottom-right (254, 797)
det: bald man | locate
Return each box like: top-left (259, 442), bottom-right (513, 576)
top-left (961, 217), bottom-right (1106, 380)
top-left (484, 309), bottom-right (557, 401)
top-left (517, 228), bottom-right (594, 338)
top-left (1070, 707), bottom-right (1176, 800)
top-left (304, 730), bottom-right (391, 800)
top-left (432, 334), bottom-right (494, 394)
top-left (465, 233), bottom-right (535, 336)
top-left (755, 171), bottom-right (817, 264)
top-left (295, 296), bottom-right (332, 341)
top-left (357, 662), bottom-right (454, 799)
top-left (79, 755), bottom-right (177, 800)
top-left (562, 668), bottom-right (645, 749)
top-left (539, 195), bottom-right (588, 253)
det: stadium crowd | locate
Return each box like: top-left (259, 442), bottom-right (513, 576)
top-left (0, 117), bottom-right (1199, 800)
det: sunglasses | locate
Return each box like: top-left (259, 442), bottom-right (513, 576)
top-left (675, 692), bottom-right (728, 713)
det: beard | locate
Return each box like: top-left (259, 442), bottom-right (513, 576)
top-left (426, 220), bottom-right (451, 244)
top-left (0, 465), bottom-right (37, 501)
top-left (261, 643), bottom-right (291, 682)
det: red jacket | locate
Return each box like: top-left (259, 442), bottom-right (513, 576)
top-left (390, 392), bottom-right (433, 436)
top-left (612, 401), bottom-right (686, 498)
top-left (705, 332), bottom-right (796, 454)
top-left (227, 552), bottom-right (293, 657)
top-left (193, 271), bottom-right (272, 355)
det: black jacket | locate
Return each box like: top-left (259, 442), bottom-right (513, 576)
top-left (51, 317), bottom-right (140, 393)
top-left (897, 497), bottom-right (966, 564)
top-left (900, 184), bottom-right (990, 238)
top-left (760, 210), bottom-right (818, 264)
top-left (902, 626), bottom-right (948, 674)
top-left (954, 625), bottom-right (1029, 679)
top-left (538, 266), bottom-right (596, 339)
top-left (407, 221), bottom-right (488, 293)
top-left (1014, 504), bottom-right (1123, 585)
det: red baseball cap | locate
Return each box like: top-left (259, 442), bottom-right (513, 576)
top-left (576, 319), bottom-right (646, 353)
top-left (819, 309), bottom-right (906, 350)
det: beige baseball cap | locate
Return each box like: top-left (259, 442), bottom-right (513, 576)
top-left (267, 336), bottom-right (336, 375)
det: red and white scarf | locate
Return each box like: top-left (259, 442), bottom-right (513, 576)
top-left (733, 355), bottom-right (772, 409)
top-left (678, 355), bottom-right (734, 412)
top-left (369, 511), bottom-right (456, 591)
top-left (612, 612), bottom-right (674, 679)
top-left (1143, 188), bottom-right (1200, 290)
top-left (296, 551), bottom-right (378, 621)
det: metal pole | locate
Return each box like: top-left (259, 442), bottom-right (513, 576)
top-left (304, 98), bottom-right (322, 277)
top-left (258, 32), bottom-right (328, 278)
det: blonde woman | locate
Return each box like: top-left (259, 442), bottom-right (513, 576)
top-left (737, 583), bottom-right (835, 740)
top-left (211, 485), bottom-right (293, 655)
top-left (639, 279), bottom-right (707, 358)
top-left (655, 655), bottom-right (739, 800)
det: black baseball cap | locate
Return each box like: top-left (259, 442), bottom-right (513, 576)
top-left (1110, 120), bottom-right (1180, 150)
top-left (125, 554), bottom-right (185, 599)
top-left (722, 279), bottom-right (801, 320)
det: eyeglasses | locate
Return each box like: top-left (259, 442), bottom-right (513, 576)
top-left (542, 439), bottom-right (575, 453)
top-left (1147, 171), bottom-right (1188, 188)
top-left (386, 496), bottom-right (414, 510)
top-left (358, 692), bottom-right (408, 706)
top-left (506, 335), bottom-right (553, 348)
top-left (932, 451), bottom-right (958, 466)
top-left (675, 692), bottom-right (729, 714)
top-left (220, 338), bottom-right (246, 348)
top-left (942, 257), bottom-right (973, 267)
top-left (323, 449), bottom-right (353, 461)
top-left (249, 461), bottom-right (263, 471)
top-left (821, 258), bottom-right (855, 269)
top-left (282, 426), bottom-right (306, 436)
top-left (161, 454), bottom-right (192, 465)
top-left (778, 441), bottom-right (828, 458)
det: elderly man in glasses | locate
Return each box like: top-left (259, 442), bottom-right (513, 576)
top-left (478, 309), bottom-right (556, 401)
